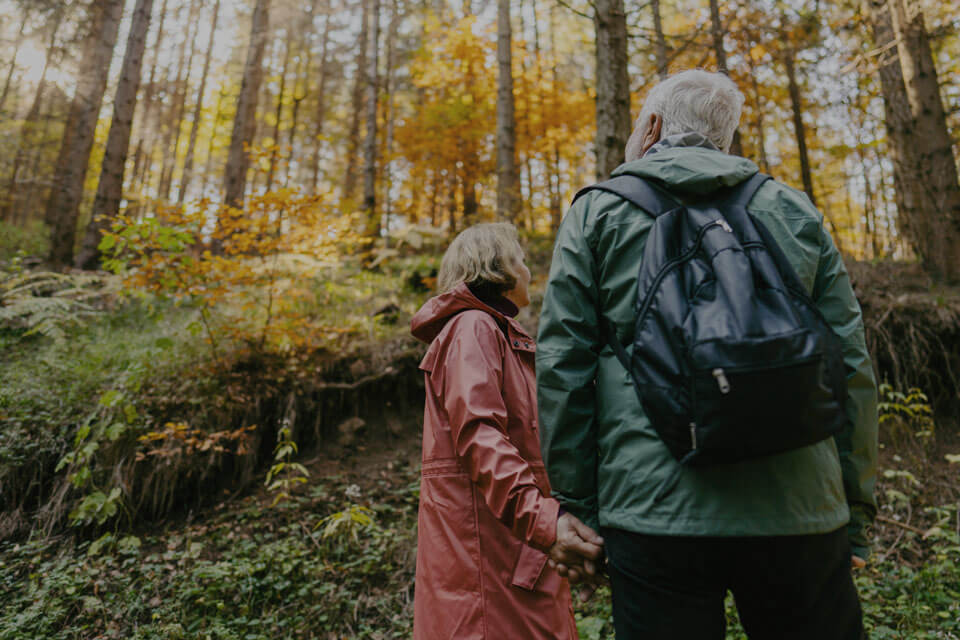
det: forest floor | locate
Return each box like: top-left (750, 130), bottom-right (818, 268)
top-left (1, 408), bottom-right (958, 639)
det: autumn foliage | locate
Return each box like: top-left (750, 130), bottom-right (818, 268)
top-left (99, 190), bottom-right (366, 357)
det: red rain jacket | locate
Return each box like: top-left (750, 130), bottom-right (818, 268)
top-left (410, 283), bottom-right (577, 639)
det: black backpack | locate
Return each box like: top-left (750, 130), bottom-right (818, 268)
top-left (573, 172), bottom-right (847, 470)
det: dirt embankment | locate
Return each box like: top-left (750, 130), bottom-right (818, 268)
top-left (850, 261), bottom-right (960, 416)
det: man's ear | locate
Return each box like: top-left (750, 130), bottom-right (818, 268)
top-left (639, 114), bottom-right (663, 156)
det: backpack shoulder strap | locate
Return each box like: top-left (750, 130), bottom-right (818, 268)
top-left (716, 172), bottom-right (771, 209)
top-left (719, 173), bottom-right (813, 299)
top-left (572, 174), bottom-right (682, 217)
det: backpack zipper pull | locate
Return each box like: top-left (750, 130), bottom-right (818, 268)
top-left (712, 368), bottom-right (731, 394)
top-left (689, 422), bottom-right (697, 450)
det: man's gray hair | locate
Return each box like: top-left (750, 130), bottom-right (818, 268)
top-left (626, 70), bottom-right (744, 160)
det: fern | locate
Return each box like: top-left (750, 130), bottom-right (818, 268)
top-left (0, 269), bottom-right (118, 340)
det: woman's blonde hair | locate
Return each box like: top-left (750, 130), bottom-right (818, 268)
top-left (437, 223), bottom-right (524, 295)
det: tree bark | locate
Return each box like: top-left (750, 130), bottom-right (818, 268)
top-left (0, 7), bottom-right (30, 114)
top-left (76, 0), bottom-right (155, 270)
top-left (222, 0), bottom-right (271, 211)
top-left (158, 0), bottom-right (201, 201)
top-left (745, 48), bottom-right (770, 174)
top-left (2, 5), bottom-right (66, 222)
top-left (363, 0), bottom-right (381, 235)
top-left (45, 0), bottom-right (124, 269)
top-left (344, 0), bottom-right (370, 202)
top-left (200, 87), bottom-right (227, 199)
top-left (129, 0), bottom-right (169, 201)
top-left (887, 0), bottom-right (960, 281)
top-left (495, 0), bottom-right (519, 221)
top-left (178, 0), bottom-right (220, 205)
top-left (593, 0), bottom-right (630, 180)
top-left (783, 49), bottom-right (816, 206)
top-left (708, 0), bottom-right (742, 156)
top-left (382, 0), bottom-right (400, 244)
top-left (651, 0), bottom-right (669, 79)
top-left (266, 34), bottom-right (293, 192)
top-left (310, 2), bottom-right (333, 192)
top-left (862, 0), bottom-right (915, 245)
top-left (547, 2), bottom-right (562, 229)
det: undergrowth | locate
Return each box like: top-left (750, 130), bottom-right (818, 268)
top-left (0, 459), bottom-right (421, 639)
top-left (0, 254), bottom-right (436, 539)
top-left (1, 441), bottom-right (957, 639)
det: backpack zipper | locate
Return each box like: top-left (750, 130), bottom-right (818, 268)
top-left (712, 368), bottom-right (731, 393)
top-left (690, 422), bottom-right (698, 450)
top-left (635, 219), bottom-right (733, 328)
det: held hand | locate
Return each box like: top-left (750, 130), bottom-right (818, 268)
top-left (548, 513), bottom-right (605, 585)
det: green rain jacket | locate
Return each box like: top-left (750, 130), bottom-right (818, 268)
top-left (536, 134), bottom-right (878, 558)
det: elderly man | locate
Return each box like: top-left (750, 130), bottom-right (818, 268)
top-left (537, 70), bottom-right (877, 639)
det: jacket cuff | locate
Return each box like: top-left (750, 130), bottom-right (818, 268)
top-left (529, 496), bottom-right (560, 552)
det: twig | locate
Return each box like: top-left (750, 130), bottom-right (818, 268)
top-left (300, 520), bottom-right (324, 553)
top-left (876, 514), bottom-right (926, 535)
top-left (878, 506), bottom-right (912, 562)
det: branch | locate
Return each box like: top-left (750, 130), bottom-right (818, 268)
top-left (553, 0), bottom-right (593, 21)
top-left (312, 366), bottom-right (399, 390)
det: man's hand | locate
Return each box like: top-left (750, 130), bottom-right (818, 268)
top-left (851, 555), bottom-right (866, 570)
top-left (548, 512), bottom-right (604, 589)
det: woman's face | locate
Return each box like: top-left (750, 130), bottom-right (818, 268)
top-left (504, 257), bottom-right (531, 309)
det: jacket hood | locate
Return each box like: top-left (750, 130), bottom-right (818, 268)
top-left (612, 132), bottom-right (759, 196)
top-left (411, 283), bottom-right (508, 344)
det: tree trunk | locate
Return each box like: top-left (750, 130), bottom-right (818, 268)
top-left (129, 0), bottom-right (169, 201)
top-left (783, 49), bottom-right (816, 206)
top-left (887, 0), bottom-right (960, 281)
top-left (158, 0), bottom-right (201, 201)
top-left (76, 0), bottom-right (155, 270)
top-left (382, 0), bottom-right (400, 244)
top-left (495, 0), bottom-right (519, 221)
top-left (0, 7), bottom-right (30, 113)
top-left (344, 0), bottom-right (369, 202)
top-left (178, 0), bottom-right (220, 205)
top-left (266, 34), bottom-right (293, 192)
top-left (593, 0), bottom-right (630, 179)
top-left (547, 2), bottom-right (562, 229)
top-left (200, 87), bottom-right (227, 199)
top-left (222, 0), bottom-right (271, 211)
top-left (651, 0), bottom-right (669, 79)
top-left (745, 48), bottom-right (770, 174)
top-left (862, 0), bottom-right (915, 245)
top-left (2, 5), bottom-right (66, 222)
top-left (45, 0), bottom-right (124, 269)
top-left (286, 4), bottom-right (314, 188)
top-left (310, 3), bottom-right (332, 192)
top-left (363, 0), bottom-right (381, 235)
top-left (708, 0), bottom-right (742, 156)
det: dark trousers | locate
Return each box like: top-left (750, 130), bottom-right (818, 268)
top-left (602, 526), bottom-right (865, 640)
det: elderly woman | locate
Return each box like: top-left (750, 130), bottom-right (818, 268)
top-left (410, 223), bottom-right (598, 639)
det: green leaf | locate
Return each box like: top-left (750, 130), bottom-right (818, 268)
top-left (99, 390), bottom-right (123, 407)
top-left (98, 234), bottom-right (116, 251)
